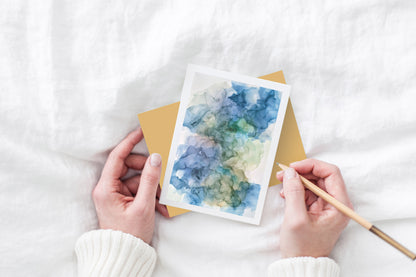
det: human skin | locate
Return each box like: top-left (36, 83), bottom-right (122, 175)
top-left (92, 129), bottom-right (351, 256)
top-left (276, 159), bottom-right (353, 258)
top-left (92, 128), bottom-right (169, 244)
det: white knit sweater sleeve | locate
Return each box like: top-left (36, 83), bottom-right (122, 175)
top-left (268, 257), bottom-right (340, 277)
top-left (75, 229), bottom-right (157, 277)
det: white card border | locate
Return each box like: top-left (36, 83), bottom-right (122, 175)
top-left (159, 64), bottom-right (291, 225)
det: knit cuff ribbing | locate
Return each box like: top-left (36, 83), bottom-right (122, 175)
top-left (268, 257), bottom-right (340, 277)
top-left (75, 229), bottom-right (156, 277)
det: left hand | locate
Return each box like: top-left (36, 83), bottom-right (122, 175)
top-left (92, 128), bottom-right (169, 244)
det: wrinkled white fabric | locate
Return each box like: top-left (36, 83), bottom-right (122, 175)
top-left (1, 1), bottom-right (416, 276)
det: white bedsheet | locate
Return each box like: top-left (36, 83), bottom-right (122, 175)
top-left (1, 1), bottom-right (416, 276)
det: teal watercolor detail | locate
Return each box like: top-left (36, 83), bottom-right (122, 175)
top-left (170, 81), bottom-right (281, 216)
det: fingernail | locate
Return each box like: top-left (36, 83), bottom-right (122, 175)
top-left (150, 153), bottom-right (162, 167)
top-left (284, 168), bottom-right (297, 179)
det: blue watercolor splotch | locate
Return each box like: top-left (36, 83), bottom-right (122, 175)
top-left (169, 81), bottom-right (281, 217)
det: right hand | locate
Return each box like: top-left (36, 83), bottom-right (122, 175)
top-left (275, 159), bottom-right (353, 258)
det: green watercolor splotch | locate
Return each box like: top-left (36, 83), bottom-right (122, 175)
top-left (170, 81), bottom-right (281, 216)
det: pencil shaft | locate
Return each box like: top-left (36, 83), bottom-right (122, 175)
top-left (278, 163), bottom-right (416, 260)
top-left (370, 226), bottom-right (416, 260)
top-left (298, 174), bottom-right (372, 229)
top-left (278, 163), bottom-right (371, 228)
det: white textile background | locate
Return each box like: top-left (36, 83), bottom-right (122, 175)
top-left (1, 0), bottom-right (415, 276)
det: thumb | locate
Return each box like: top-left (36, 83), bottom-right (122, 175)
top-left (282, 167), bottom-right (307, 217)
top-left (134, 153), bottom-right (162, 208)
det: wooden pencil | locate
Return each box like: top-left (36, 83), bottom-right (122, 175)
top-left (277, 163), bottom-right (416, 261)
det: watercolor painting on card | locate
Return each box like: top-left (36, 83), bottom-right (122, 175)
top-left (159, 65), bottom-right (290, 224)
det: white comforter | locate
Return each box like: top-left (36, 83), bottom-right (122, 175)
top-left (1, 1), bottom-right (415, 276)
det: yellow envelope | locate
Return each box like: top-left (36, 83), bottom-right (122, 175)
top-left (138, 71), bottom-right (306, 217)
